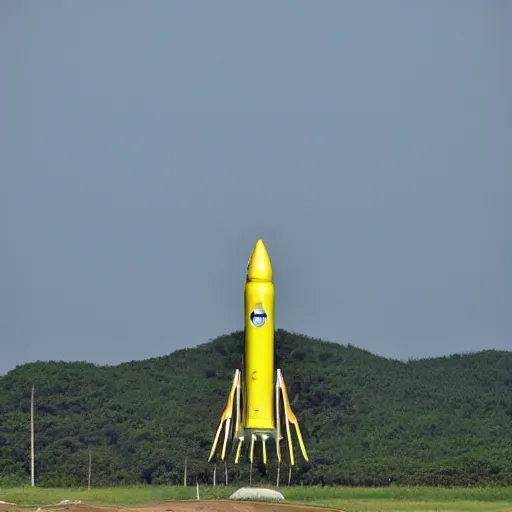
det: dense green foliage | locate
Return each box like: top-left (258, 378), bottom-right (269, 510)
top-left (0, 330), bottom-right (511, 487)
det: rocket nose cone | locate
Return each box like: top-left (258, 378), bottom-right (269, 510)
top-left (247, 239), bottom-right (273, 281)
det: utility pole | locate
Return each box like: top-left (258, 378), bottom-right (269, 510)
top-left (30, 385), bottom-right (35, 487)
top-left (88, 449), bottom-right (92, 490)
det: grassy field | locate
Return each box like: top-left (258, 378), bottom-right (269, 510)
top-left (1, 485), bottom-right (511, 512)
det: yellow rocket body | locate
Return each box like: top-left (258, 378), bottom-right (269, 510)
top-left (244, 240), bottom-right (275, 430)
top-left (208, 239), bottom-right (309, 468)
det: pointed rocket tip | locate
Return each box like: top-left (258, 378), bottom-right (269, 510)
top-left (247, 239), bottom-right (273, 282)
top-left (254, 239), bottom-right (266, 252)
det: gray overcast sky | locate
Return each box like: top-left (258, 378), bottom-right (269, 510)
top-left (2, 1), bottom-right (510, 375)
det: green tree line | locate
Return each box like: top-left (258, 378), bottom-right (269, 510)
top-left (0, 330), bottom-right (511, 487)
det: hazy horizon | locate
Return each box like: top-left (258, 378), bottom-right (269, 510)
top-left (3, 326), bottom-right (511, 377)
top-left (2, 1), bottom-right (510, 375)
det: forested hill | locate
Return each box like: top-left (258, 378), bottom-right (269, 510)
top-left (1, 330), bottom-right (511, 487)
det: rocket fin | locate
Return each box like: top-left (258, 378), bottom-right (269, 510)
top-left (276, 369), bottom-right (309, 464)
top-left (208, 369), bottom-right (241, 462)
top-left (275, 374), bottom-right (282, 462)
top-left (262, 434), bottom-right (268, 464)
top-left (234, 437), bottom-right (244, 463)
top-left (249, 433), bottom-right (256, 463)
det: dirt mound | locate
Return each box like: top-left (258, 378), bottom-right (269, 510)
top-left (0, 501), bottom-right (341, 512)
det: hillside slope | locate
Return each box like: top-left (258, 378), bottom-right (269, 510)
top-left (0, 330), bottom-right (511, 487)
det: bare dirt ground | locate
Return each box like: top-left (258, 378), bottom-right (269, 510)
top-left (0, 501), bottom-right (340, 512)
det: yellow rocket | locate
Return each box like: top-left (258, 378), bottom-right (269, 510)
top-left (208, 240), bottom-right (308, 467)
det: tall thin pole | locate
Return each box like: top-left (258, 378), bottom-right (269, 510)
top-left (276, 461), bottom-right (280, 488)
top-left (30, 385), bottom-right (35, 487)
top-left (213, 464), bottom-right (216, 487)
top-left (88, 449), bottom-right (92, 490)
top-left (184, 457), bottom-right (187, 487)
top-left (224, 461), bottom-right (228, 486)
